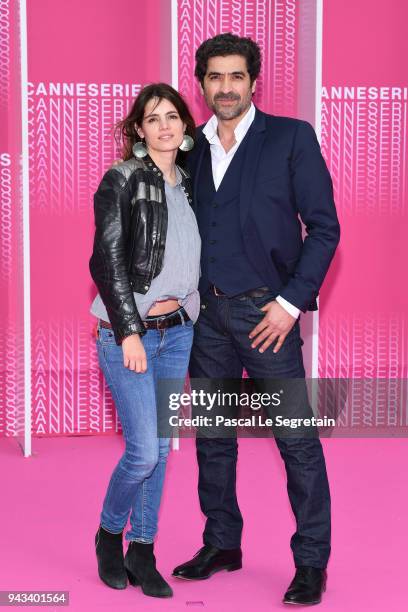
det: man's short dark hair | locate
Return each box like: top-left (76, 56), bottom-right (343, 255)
top-left (194, 32), bottom-right (261, 85)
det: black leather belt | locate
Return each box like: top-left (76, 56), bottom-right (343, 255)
top-left (99, 307), bottom-right (190, 331)
top-left (210, 284), bottom-right (271, 298)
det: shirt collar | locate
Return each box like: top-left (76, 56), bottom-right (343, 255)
top-left (174, 165), bottom-right (183, 185)
top-left (202, 102), bottom-right (256, 146)
top-left (144, 154), bottom-right (183, 186)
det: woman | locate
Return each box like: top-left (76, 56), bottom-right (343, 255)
top-left (89, 83), bottom-right (200, 598)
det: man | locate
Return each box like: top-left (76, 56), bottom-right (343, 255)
top-left (172, 33), bottom-right (340, 606)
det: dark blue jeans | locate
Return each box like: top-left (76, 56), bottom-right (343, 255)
top-left (189, 289), bottom-right (331, 569)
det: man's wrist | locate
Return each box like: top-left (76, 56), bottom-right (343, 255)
top-left (276, 295), bottom-right (300, 319)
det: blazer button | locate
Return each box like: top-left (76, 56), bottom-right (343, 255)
top-left (209, 257), bottom-right (216, 263)
top-left (211, 221), bottom-right (217, 227)
top-left (209, 239), bottom-right (216, 245)
top-left (144, 285), bottom-right (149, 290)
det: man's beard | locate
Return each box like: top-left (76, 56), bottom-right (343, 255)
top-left (207, 91), bottom-right (252, 121)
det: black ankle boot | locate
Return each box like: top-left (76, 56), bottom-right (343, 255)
top-left (95, 525), bottom-right (127, 589)
top-left (124, 541), bottom-right (173, 598)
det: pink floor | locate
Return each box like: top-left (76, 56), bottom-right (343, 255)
top-left (0, 435), bottom-right (406, 611)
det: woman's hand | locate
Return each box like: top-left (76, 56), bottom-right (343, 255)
top-left (122, 334), bottom-right (147, 373)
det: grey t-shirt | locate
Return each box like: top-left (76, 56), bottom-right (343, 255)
top-left (90, 166), bottom-right (201, 323)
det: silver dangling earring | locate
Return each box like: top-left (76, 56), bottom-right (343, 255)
top-left (179, 134), bottom-right (194, 152)
top-left (132, 139), bottom-right (148, 158)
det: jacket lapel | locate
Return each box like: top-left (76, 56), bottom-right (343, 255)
top-left (189, 109), bottom-right (267, 223)
top-left (190, 130), bottom-right (208, 215)
top-left (239, 108), bottom-right (267, 228)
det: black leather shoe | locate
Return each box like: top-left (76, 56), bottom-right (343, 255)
top-left (124, 541), bottom-right (173, 598)
top-left (95, 525), bottom-right (127, 589)
top-left (172, 544), bottom-right (242, 580)
top-left (283, 566), bottom-right (327, 605)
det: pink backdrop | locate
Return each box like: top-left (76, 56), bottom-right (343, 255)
top-left (318, 0), bottom-right (407, 431)
top-left (1, 0), bottom-right (406, 437)
top-left (1, 0), bottom-right (26, 438)
top-left (28, 0), bottom-right (173, 435)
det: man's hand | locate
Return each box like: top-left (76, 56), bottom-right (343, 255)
top-left (122, 334), bottom-right (147, 373)
top-left (248, 301), bottom-right (297, 353)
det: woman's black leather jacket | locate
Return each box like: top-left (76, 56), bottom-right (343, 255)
top-left (89, 155), bottom-right (193, 344)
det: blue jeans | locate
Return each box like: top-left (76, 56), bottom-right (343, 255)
top-left (96, 317), bottom-right (194, 543)
top-left (190, 289), bottom-right (331, 569)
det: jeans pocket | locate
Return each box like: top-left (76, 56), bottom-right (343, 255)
top-left (247, 293), bottom-right (277, 314)
top-left (98, 326), bottom-right (117, 345)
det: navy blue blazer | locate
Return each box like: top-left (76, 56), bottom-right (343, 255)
top-left (186, 107), bottom-right (340, 312)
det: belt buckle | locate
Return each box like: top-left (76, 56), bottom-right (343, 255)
top-left (213, 285), bottom-right (223, 297)
top-left (156, 315), bottom-right (167, 330)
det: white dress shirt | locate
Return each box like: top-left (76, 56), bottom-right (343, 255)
top-left (202, 103), bottom-right (300, 319)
